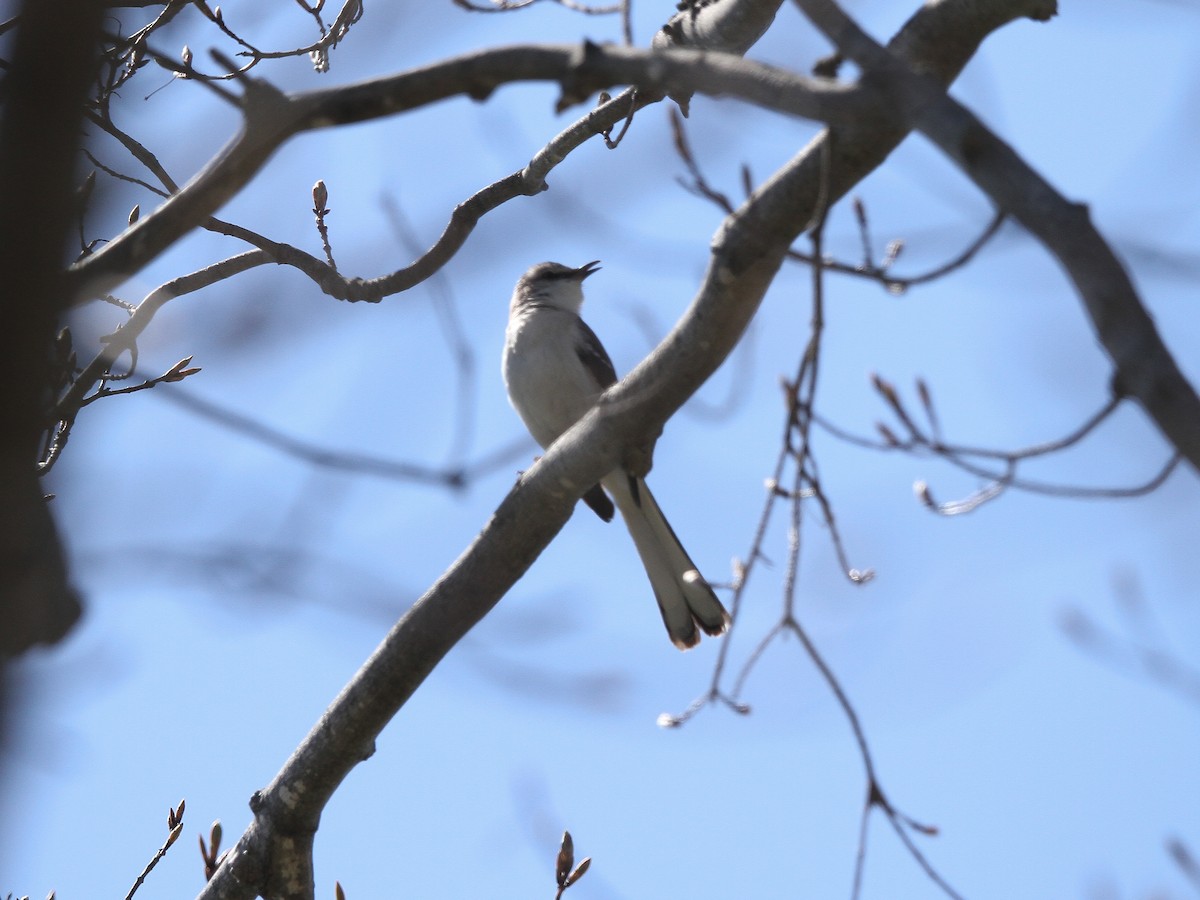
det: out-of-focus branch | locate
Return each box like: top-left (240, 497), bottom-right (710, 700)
top-left (141, 380), bottom-right (535, 488)
top-left (1168, 837), bottom-right (1200, 894)
top-left (1062, 574), bottom-right (1200, 709)
top-left (793, 0), bottom-right (1200, 474)
top-left (0, 0), bottom-right (101, 657)
top-left (43, 251), bottom-right (271, 474)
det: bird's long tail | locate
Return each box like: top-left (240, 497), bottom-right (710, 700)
top-left (603, 472), bottom-right (730, 650)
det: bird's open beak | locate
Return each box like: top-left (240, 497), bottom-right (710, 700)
top-left (576, 260), bottom-right (602, 279)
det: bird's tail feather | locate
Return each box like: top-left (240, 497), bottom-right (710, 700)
top-left (605, 473), bottom-right (730, 650)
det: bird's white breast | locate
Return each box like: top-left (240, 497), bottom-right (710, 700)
top-left (503, 307), bottom-right (603, 450)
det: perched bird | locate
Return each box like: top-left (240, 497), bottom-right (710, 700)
top-left (502, 260), bottom-right (729, 649)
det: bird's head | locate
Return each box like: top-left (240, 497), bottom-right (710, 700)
top-left (514, 260), bottom-right (601, 313)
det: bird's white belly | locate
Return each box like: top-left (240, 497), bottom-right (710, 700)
top-left (503, 315), bottom-right (601, 449)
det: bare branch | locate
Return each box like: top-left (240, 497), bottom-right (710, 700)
top-left (43, 251), bottom-right (270, 474)
top-left (668, 0), bottom-right (1052, 726)
top-left (791, 0), bottom-right (1200, 473)
top-left (66, 43), bottom-right (873, 305)
top-left (814, 387), bottom-right (1182, 509)
top-left (79, 357), bottom-right (202, 406)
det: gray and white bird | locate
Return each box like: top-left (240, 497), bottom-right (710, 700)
top-left (502, 260), bottom-right (730, 649)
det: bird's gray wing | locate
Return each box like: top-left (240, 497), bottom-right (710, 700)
top-left (574, 318), bottom-right (618, 389)
top-left (573, 317), bottom-right (622, 520)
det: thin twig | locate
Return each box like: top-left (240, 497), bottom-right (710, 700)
top-left (812, 392), bottom-right (1181, 510)
top-left (126, 801), bottom-right (185, 900)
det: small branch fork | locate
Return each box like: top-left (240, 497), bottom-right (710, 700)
top-left (553, 831), bottom-right (592, 899)
top-left (100, 0), bottom-right (364, 86)
top-left (818, 381), bottom-right (1181, 515)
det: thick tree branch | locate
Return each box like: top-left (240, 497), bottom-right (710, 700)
top-left (653, 0), bottom-right (784, 112)
top-left (654, 0), bottom-right (783, 55)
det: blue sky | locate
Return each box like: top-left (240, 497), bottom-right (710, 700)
top-left (4, 2), bottom-right (1200, 898)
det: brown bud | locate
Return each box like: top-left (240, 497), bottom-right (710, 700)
top-left (870, 372), bottom-right (897, 405)
top-left (915, 378), bottom-right (932, 410)
top-left (852, 196), bottom-right (867, 228)
top-left (566, 857), bottom-right (591, 886)
top-left (556, 831), bottom-right (574, 886)
top-left (913, 480), bottom-right (934, 508)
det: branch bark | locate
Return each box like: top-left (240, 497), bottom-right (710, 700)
top-left (655, 0), bottom-right (783, 54)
